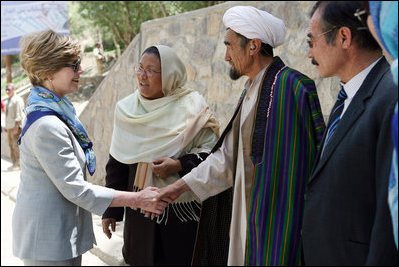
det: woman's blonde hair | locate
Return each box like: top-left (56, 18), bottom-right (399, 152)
top-left (19, 29), bottom-right (81, 86)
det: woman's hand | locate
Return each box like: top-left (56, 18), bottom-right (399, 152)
top-left (102, 218), bottom-right (116, 239)
top-left (151, 157), bottom-right (182, 179)
top-left (110, 188), bottom-right (170, 216)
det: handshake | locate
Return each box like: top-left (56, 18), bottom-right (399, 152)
top-left (102, 179), bottom-right (190, 239)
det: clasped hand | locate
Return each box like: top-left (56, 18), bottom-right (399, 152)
top-left (102, 186), bottom-right (172, 239)
top-left (142, 182), bottom-right (185, 219)
top-left (133, 186), bottom-right (170, 214)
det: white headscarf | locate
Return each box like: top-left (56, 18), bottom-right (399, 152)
top-left (110, 45), bottom-right (218, 164)
top-left (109, 45), bottom-right (219, 224)
top-left (223, 5), bottom-right (286, 48)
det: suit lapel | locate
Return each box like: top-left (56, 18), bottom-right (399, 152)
top-left (310, 58), bottom-right (390, 182)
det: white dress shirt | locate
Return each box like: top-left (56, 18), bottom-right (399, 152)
top-left (341, 57), bottom-right (382, 117)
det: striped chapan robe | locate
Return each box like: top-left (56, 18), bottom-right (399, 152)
top-left (191, 57), bottom-right (325, 266)
top-left (245, 57), bottom-right (325, 265)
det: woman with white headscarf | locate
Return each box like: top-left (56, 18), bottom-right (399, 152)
top-left (101, 45), bottom-right (219, 265)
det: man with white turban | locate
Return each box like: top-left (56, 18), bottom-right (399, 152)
top-left (156, 5), bottom-right (325, 265)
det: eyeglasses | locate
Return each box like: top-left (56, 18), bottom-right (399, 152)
top-left (307, 27), bottom-right (337, 48)
top-left (5, 88), bottom-right (11, 92)
top-left (134, 65), bottom-right (161, 77)
top-left (64, 56), bottom-right (81, 72)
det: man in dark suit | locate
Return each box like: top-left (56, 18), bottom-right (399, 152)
top-left (302, 1), bottom-right (398, 266)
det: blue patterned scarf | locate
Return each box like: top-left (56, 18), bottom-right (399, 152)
top-left (24, 86), bottom-right (96, 175)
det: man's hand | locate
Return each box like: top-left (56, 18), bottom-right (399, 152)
top-left (133, 186), bottom-right (169, 215)
top-left (151, 157), bottom-right (182, 179)
top-left (143, 179), bottom-right (191, 219)
top-left (157, 179), bottom-right (191, 203)
top-left (102, 218), bottom-right (116, 239)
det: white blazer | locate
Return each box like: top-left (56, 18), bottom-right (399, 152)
top-left (12, 115), bottom-right (114, 261)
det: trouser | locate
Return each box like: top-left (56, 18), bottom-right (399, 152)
top-left (23, 255), bottom-right (82, 266)
top-left (96, 59), bottom-right (105, 75)
top-left (7, 128), bottom-right (21, 166)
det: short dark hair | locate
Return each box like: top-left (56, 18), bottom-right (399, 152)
top-left (310, 1), bottom-right (380, 51)
top-left (235, 32), bottom-right (274, 57)
top-left (142, 46), bottom-right (160, 61)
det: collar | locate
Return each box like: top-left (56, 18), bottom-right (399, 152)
top-left (245, 63), bottom-right (271, 91)
top-left (340, 57), bottom-right (383, 99)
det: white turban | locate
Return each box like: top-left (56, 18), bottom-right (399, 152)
top-left (223, 6), bottom-right (286, 48)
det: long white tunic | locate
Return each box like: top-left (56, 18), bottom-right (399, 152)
top-left (183, 66), bottom-right (267, 265)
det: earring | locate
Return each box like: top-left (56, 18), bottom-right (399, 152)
top-left (48, 79), bottom-right (56, 93)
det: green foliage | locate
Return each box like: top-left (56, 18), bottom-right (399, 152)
top-left (73, 1), bottom-right (225, 53)
top-left (67, 1), bottom-right (88, 37)
top-left (0, 55), bottom-right (20, 68)
top-left (1, 1), bottom-right (226, 96)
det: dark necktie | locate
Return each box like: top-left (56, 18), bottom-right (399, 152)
top-left (323, 86), bottom-right (348, 149)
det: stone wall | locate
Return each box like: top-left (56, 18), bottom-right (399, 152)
top-left (79, 1), bottom-right (340, 185)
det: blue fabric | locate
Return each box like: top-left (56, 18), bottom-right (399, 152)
top-left (388, 104), bottom-right (398, 248)
top-left (23, 86), bottom-right (96, 175)
top-left (370, 0), bottom-right (398, 248)
top-left (370, 1), bottom-right (398, 84)
top-left (324, 86), bottom-right (347, 148)
top-left (18, 110), bottom-right (60, 145)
